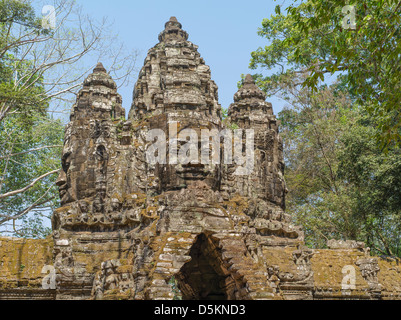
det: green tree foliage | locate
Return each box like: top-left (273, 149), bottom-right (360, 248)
top-left (0, 0), bottom-right (48, 123)
top-left (278, 77), bottom-right (401, 257)
top-left (249, 0), bottom-right (401, 257)
top-left (0, 112), bottom-right (63, 238)
top-left (337, 113), bottom-right (401, 256)
top-left (251, 0), bottom-right (401, 148)
top-left (0, 0), bottom-right (62, 238)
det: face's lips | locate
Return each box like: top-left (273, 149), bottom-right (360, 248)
top-left (58, 184), bottom-right (68, 199)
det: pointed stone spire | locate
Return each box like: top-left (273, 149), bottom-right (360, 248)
top-left (234, 74), bottom-right (266, 102)
top-left (226, 73), bottom-right (284, 208)
top-left (244, 74), bottom-right (255, 86)
top-left (228, 73), bottom-right (274, 125)
top-left (71, 62), bottom-right (125, 121)
top-left (167, 16), bottom-right (180, 27)
top-left (93, 62), bottom-right (107, 73)
top-left (130, 17), bottom-right (221, 122)
top-left (130, 16), bottom-right (222, 192)
top-left (83, 62), bottom-right (117, 90)
top-left (158, 16), bottom-right (189, 42)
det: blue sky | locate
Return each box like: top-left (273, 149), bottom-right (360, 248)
top-left (77, 0), bottom-right (287, 115)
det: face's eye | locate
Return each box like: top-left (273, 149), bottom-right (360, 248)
top-left (96, 145), bottom-right (108, 161)
top-left (62, 153), bottom-right (72, 173)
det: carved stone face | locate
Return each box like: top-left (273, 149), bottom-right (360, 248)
top-left (56, 120), bottom-right (104, 207)
top-left (155, 121), bottom-right (221, 192)
top-left (56, 151), bottom-right (75, 205)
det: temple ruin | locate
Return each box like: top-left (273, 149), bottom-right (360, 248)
top-left (1, 17), bottom-right (401, 300)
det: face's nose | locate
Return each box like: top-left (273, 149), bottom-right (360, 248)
top-left (56, 170), bottom-right (67, 187)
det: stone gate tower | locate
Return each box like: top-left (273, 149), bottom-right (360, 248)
top-left (1, 17), bottom-right (400, 301)
top-left (51, 16), bottom-right (307, 300)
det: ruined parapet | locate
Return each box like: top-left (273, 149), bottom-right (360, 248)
top-left (327, 239), bottom-right (366, 251)
top-left (0, 237), bottom-right (55, 300)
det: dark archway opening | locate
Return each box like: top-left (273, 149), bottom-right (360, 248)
top-left (176, 234), bottom-right (234, 300)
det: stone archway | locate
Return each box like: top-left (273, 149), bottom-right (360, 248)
top-left (175, 233), bottom-right (238, 300)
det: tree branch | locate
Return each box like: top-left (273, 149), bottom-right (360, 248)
top-left (0, 169), bottom-right (60, 201)
top-left (0, 145), bottom-right (62, 160)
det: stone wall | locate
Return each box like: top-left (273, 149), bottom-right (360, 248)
top-left (0, 237), bottom-right (55, 299)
